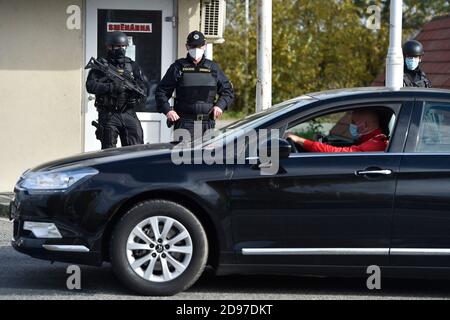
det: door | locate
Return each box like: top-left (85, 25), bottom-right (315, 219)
top-left (392, 100), bottom-right (450, 267)
top-left (232, 153), bottom-right (401, 266)
top-left (231, 103), bottom-right (410, 266)
top-left (84, 0), bottom-right (174, 151)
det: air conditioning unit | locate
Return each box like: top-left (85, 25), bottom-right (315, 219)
top-left (201, 0), bottom-right (226, 44)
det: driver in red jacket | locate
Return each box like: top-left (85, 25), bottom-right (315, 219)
top-left (285, 109), bottom-right (389, 153)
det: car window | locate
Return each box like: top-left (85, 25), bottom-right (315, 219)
top-left (201, 98), bottom-right (316, 147)
top-left (285, 106), bottom-right (396, 153)
top-left (416, 103), bottom-right (450, 153)
top-left (288, 111), bottom-right (354, 146)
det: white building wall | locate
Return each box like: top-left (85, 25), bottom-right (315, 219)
top-left (0, 0), bottom-right (201, 192)
top-left (177, 0), bottom-right (201, 58)
top-left (0, 0), bottom-right (84, 191)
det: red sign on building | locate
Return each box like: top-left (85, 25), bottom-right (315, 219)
top-left (107, 22), bottom-right (152, 33)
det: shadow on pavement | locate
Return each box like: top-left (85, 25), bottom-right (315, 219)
top-left (2, 245), bottom-right (450, 299)
top-left (0, 246), bottom-right (131, 297)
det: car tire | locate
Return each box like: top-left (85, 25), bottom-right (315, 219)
top-left (110, 199), bottom-right (208, 296)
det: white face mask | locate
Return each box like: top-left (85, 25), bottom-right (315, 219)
top-left (188, 48), bottom-right (205, 61)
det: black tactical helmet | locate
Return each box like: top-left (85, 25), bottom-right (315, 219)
top-left (403, 40), bottom-right (424, 57)
top-left (106, 31), bottom-right (129, 46)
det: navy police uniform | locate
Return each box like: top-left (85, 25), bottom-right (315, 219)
top-left (155, 31), bottom-right (234, 139)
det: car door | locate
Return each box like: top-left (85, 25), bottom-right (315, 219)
top-left (391, 100), bottom-right (450, 267)
top-left (230, 102), bottom-right (412, 267)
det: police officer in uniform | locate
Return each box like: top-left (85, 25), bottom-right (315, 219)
top-left (403, 40), bottom-right (432, 88)
top-left (155, 31), bottom-right (234, 140)
top-left (86, 31), bottom-right (147, 149)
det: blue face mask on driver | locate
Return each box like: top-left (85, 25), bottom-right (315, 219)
top-left (349, 124), bottom-right (359, 140)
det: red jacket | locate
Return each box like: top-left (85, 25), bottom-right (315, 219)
top-left (302, 129), bottom-right (388, 153)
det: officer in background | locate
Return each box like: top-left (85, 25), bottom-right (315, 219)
top-left (86, 31), bottom-right (147, 149)
top-left (155, 31), bottom-right (234, 140)
top-left (403, 40), bottom-right (432, 88)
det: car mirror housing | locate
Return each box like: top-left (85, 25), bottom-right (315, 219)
top-left (259, 138), bottom-right (292, 160)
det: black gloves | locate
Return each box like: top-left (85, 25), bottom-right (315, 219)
top-left (111, 80), bottom-right (127, 94)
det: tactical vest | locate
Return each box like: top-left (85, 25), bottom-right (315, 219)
top-left (175, 59), bottom-right (218, 115)
top-left (96, 58), bottom-right (135, 111)
top-left (403, 70), bottom-right (432, 88)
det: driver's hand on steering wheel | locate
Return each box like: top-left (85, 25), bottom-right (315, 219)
top-left (285, 132), bottom-right (296, 139)
top-left (285, 132), bottom-right (307, 147)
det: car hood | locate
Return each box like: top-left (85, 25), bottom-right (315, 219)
top-left (30, 143), bottom-right (176, 172)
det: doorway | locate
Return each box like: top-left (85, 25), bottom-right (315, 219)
top-left (84, 0), bottom-right (174, 151)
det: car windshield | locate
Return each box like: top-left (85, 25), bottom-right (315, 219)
top-left (197, 96), bottom-right (316, 147)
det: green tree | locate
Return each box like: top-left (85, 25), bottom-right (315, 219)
top-left (215, 0), bottom-right (449, 115)
top-left (355, 0), bottom-right (450, 35)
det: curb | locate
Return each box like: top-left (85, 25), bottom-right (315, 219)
top-left (0, 193), bottom-right (13, 219)
top-left (0, 205), bottom-right (9, 219)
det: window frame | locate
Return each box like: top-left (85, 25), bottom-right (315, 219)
top-left (405, 99), bottom-right (450, 154)
top-left (238, 99), bottom-right (413, 163)
top-left (274, 101), bottom-right (407, 154)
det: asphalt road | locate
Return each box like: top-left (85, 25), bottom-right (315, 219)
top-left (1, 218), bottom-right (450, 300)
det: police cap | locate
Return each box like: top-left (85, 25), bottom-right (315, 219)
top-left (186, 30), bottom-right (206, 47)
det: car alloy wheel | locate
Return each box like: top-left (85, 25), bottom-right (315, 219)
top-left (126, 216), bottom-right (193, 282)
top-left (110, 200), bottom-right (208, 296)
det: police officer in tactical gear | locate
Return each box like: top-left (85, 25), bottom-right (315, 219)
top-left (403, 40), bottom-right (432, 88)
top-left (155, 30), bottom-right (234, 140)
top-left (86, 31), bottom-right (147, 149)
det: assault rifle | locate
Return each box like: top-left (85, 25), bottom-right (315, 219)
top-left (85, 57), bottom-right (146, 98)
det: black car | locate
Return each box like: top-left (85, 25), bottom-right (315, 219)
top-left (10, 87), bottom-right (450, 295)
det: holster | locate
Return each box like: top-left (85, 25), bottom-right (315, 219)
top-left (167, 119), bottom-right (178, 128)
top-left (91, 121), bottom-right (104, 141)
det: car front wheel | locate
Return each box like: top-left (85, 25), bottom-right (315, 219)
top-left (110, 200), bottom-right (208, 296)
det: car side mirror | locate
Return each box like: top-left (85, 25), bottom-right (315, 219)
top-left (259, 138), bottom-right (291, 160)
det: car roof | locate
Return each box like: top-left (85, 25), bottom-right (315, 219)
top-left (304, 87), bottom-right (450, 101)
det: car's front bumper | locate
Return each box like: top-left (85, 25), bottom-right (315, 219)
top-left (11, 218), bottom-right (103, 266)
top-left (10, 191), bottom-right (105, 266)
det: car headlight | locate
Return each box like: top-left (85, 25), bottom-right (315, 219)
top-left (19, 167), bottom-right (98, 193)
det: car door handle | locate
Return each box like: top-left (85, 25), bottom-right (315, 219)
top-left (250, 161), bottom-right (271, 170)
top-left (258, 162), bottom-right (272, 169)
top-left (355, 169), bottom-right (393, 176)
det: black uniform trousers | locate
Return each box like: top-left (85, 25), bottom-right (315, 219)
top-left (174, 118), bottom-right (216, 141)
top-left (98, 109), bottom-right (144, 149)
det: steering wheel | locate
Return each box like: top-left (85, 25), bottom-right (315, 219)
top-left (286, 137), bottom-right (305, 153)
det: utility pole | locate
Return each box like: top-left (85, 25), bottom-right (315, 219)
top-left (256, 0), bottom-right (272, 111)
top-left (385, 0), bottom-right (404, 90)
top-left (243, 0), bottom-right (250, 115)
